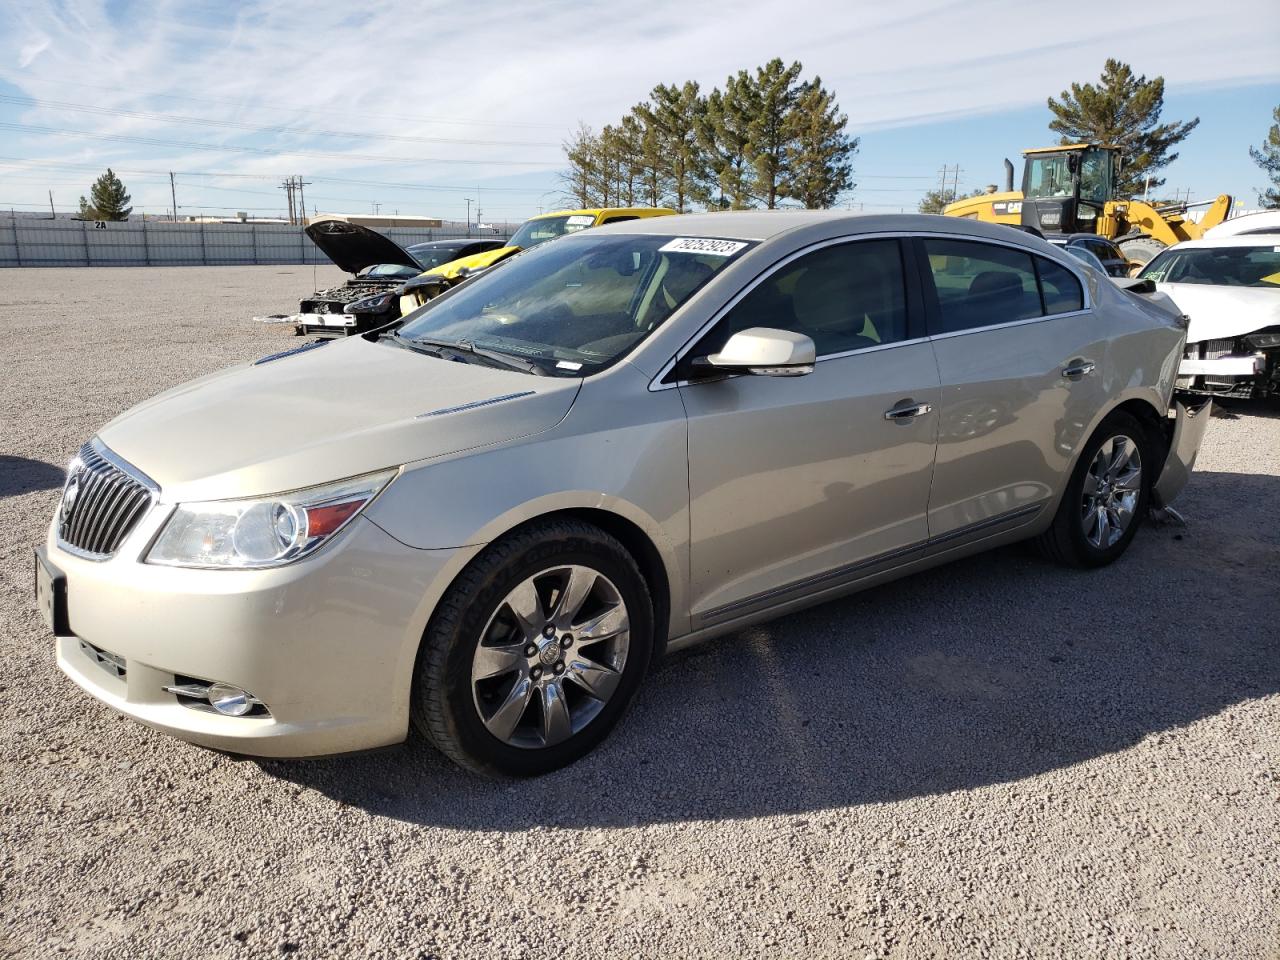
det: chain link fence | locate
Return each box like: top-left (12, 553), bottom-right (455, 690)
top-left (0, 219), bottom-right (512, 267)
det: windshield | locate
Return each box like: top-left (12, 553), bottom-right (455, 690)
top-left (396, 233), bottom-right (750, 374)
top-left (1064, 245), bottom-right (1106, 273)
top-left (359, 263), bottom-right (421, 279)
top-left (507, 214), bottom-right (596, 250)
top-left (1140, 246), bottom-right (1280, 288)
top-left (409, 246), bottom-right (469, 269)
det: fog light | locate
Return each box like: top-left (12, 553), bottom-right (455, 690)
top-left (207, 682), bottom-right (255, 717)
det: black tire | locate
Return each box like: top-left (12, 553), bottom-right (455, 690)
top-left (411, 518), bottom-right (653, 778)
top-left (1036, 410), bottom-right (1156, 568)
top-left (1117, 236), bottom-right (1166, 269)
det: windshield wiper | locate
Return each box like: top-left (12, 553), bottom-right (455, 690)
top-left (400, 335), bottom-right (547, 376)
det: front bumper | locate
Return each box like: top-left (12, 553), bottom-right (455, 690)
top-left (43, 514), bottom-right (468, 757)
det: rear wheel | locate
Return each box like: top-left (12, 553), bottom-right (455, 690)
top-left (412, 519), bottom-right (653, 777)
top-left (1037, 411), bottom-right (1155, 568)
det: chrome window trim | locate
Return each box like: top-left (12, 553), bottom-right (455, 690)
top-left (648, 229), bottom-right (1091, 392)
top-left (926, 308), bottom-right (1092, 341)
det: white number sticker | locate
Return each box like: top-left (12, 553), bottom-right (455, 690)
top-left (566, 215), bottom-right (595, 226)
top-left (659, 237), bottom-right (748, 257)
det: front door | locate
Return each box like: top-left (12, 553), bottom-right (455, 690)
top-left (677, 238), bottom-right (941, 627)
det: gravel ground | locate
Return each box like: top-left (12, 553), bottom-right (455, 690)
top-left (1, 266), bottom-right (1277, 960)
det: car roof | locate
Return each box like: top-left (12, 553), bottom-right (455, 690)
top-left (1161, 234), bottom-right (1280, 250)
top-left (407, 238), bottom-right (493, 249)
top-left (598, 210), bottom-right (1067, 249)
top-left (533, 207), bottom-right (675, 221)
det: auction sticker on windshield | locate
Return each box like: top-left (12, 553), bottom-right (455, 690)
top-left (659, 237), bottom-right (749, 256)
top-left (566, 215), bottom-right (595, 226)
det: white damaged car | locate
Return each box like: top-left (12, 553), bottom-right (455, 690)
top-left (1139, 235), bottom-right (1280, 400)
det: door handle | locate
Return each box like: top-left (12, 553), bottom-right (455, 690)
top-left (884, 401), bottom-right (933, 421)
top-left (1062, 360), bottom-right (1096, 379)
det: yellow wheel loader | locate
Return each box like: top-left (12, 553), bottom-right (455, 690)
top-left (944, 143), bottom-right (1233, 267)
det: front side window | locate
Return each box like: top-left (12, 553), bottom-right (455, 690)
top-left (1077, 148), bottom-right (1112, 204)
top-left (397, 234), bottom-right (748, 374)
top-left (1140, 246), bottom-right (1280, 288)
top-left (1024, 154), bottom-right (1074, 200)
top-left (696, 239), bottom-right (909, 359)
top-left (923, 239), bottom-right (1043, 333)
top-left (507, 214), bottom-right (597, 250)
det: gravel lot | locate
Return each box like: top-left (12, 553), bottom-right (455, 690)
top-left (1, 265), bottom-right (1277, 960)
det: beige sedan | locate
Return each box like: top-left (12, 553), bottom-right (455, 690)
top-left (36, 213), bottom-right (1208, 776)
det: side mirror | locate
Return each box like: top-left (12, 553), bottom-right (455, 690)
top-left (695, 327), bottom-right (816, 378)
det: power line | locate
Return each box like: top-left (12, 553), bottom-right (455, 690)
top-left (0, 122), bottom-right (562, 167)
top-left (0, 94), bottom-right (561, 148)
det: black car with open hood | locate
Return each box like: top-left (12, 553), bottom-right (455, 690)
top-left (295, 219), bottom-right (425, 336)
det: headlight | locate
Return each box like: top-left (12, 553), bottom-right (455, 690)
top-left (146, 470), bottom-right (397, 569)
top-left (344, 292), bottom-right (395, 314)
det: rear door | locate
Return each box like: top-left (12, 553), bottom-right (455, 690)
top-left (677, 237), bottom-right (941, 626)
top-left (917, 236), bottom-right (1107, 548)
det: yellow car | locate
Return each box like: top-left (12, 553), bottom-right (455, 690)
top-left (397, 207), bottom-right (676, 312)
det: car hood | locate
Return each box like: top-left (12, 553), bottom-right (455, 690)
top-left (97, 337), bottom-right (580, 502)
top-left (304, 219), bottom-right (422, 274)
top-left (1155, 282), bottom-right (1280, 342)
top-left (424, 245), bottom-right (519, 279)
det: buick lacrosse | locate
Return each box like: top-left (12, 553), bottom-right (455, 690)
top-left (37, 213), bottom-right (1208, 776)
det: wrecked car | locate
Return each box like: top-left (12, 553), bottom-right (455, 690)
top-left (397, 207), bottom-right (677, 314)
top-left (1139, 235), bottom-right (1280, 400)
top-left (294, 220), bottom-right (436, 336)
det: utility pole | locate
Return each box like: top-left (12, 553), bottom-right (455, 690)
top-left (281, 177), bottom-right (297, 224)
top-left (296, 176), bottom-right (310, 225)
top-left (464, 198), bottom-right (473, 236)
top-left (48, 190), bottom-right (55, 219)
top-left (169, 171), bottom-right (178, 221)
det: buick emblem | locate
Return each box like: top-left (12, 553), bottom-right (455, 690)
top-left (61, 473), bottom-right (81, 521)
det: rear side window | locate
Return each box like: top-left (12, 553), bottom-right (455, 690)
top-left (701, 238), bottom-right (909, 357)
top-left (1037, 257), bottom-right (1084, 313)
top-left (923, 238), bottom-right (1042, 333)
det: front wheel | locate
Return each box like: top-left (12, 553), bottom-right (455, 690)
top-left (412, 519), bottom-right (653, 777)
top-left (1037, 411), bottom-right (1155, 568)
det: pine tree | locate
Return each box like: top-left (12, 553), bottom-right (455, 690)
top-left (749, 59), bottom-right (804, 208)
top-left (83, 168), bottom-right (133, 220)
top-left (699, 72), bottom-right (760, 209)
top-left (638, 82), bottom-right (706, 212)
top-left (1248, 105), bottom-right (1280, 209)
top-left (1047, 59), bottom-right (1199, 196)
top-left (560, 124), bottom-right (602, 208)
top-left (783, 79), bottom-right (857, 208)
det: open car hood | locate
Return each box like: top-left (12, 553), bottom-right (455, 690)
top-left (1154, 282), bottom-right (1280, 342)
top-left (305, 219), bottom-right (421, 275)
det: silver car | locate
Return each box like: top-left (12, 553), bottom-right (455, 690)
top-left (35, 213), bottom-right (1209, 776)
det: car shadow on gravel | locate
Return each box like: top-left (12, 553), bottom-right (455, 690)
top-left (0, 456), bottom-right (66, 497)
top-left (259, 469), bottom-right (1280, 829)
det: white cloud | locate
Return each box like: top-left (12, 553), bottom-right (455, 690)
top-left (0, 0), bottom-right (1275, 214)
top-left (16, 35), bottom-right (49, 68)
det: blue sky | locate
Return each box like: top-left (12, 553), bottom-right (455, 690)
top-left (0, 0), bottom-right (1276, 222)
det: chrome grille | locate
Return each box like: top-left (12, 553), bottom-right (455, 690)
top-left (57, 441), bottom-right (157, 559)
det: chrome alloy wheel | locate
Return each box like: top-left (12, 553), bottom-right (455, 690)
top-left (1080, 434), bottom-right (1143, 549)
top-left (471, 565), bottom-right (630, 749)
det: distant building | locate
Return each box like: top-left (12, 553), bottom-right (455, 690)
top-left (307, 213), bottom-right (444, 228)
